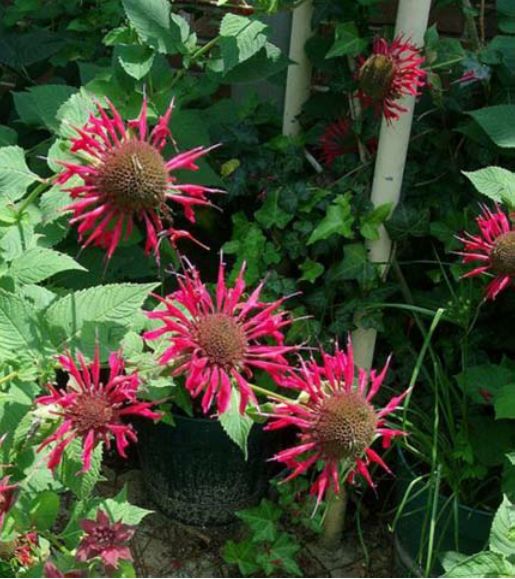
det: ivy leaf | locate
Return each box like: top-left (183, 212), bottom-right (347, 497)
top-left (13, 85), bottom-right (76, 132)
top-left (326, 22), bottom-right (367, 59)
top-left (463, 166), bottom-right (515, 208)
top-left (332, 243), bottom-right (377, 287)
top-left (116, 44), bottom-right (155, 80)
top-left (235, 499), bottom-right (282, 542)
top-left (299, 259), bottom-right (325, 283)
top-left (494, 385), bottom-right (515, 419)
top-left (469, 105), bottom-right (515, 148)
top-left (8, 248), bottom-right (85, 284)
top-left (45, 282), bottom-right (158, 349)
top-left (223, 539), bottom-right (259, 576)
top-left (262, 533), bottom-right (302, 576)
top-left (218, 388), bottom-right (253, 459)
top-left (0, 146), bottom-right (40, 202)
top-left (255, 189), bottom-right (293, 230)
top-left (307, 193), bottom-right (354, 245)
top-left (102, 486), bottom-right (153, 525)
top-left (359, 202), bottom-right (393, 240)
top-left (386, 204), bottom-right (430, 240)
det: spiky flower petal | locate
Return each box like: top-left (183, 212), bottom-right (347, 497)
top-left (57, 98), bottom-right (221, 259)
top-left (457, 204), bottom-right (514, 300)
top-left (76, 510), bottom-right (134, 570)
top-left (0, 476), bottom-right (16, 533)
top-left (357, 35), bottom-right (426, 122)
top-left (36, 348), bottom-right (161, 472)
top-left (266, 338), bottom-right (407, 505)
top-left (144, 260), bottom-right (296, 414)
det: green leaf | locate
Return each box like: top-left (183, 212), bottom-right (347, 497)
top-left (30, 490), bottom-right (60, 531)
top-left (494, 385), bottom-right (515, 419)
top-left (116, 44), bottom-right (155, 80)
top-left (299, 259), bottom-right (325, 283)
top-left (0, 289), bottom-right (42, 362)
top-left (332, 242), bottom-right (377, 286)
top-left (490, 495), bottom-right (515, 557)
top-left (0, 126), bottom-right (17, 146)
top-left (223, 539), bottom-right (259, 576)
top-left (307, 193), bottom-right (354, 245)
top-left (488, 36), bottom-right (515, 74)
top-left (326, 22), bottom-right (367, 58)
top-left (13, 85), bottom-right (76, 132)
top-left (102, 486), bottom-right (152, 525)
top-left (219, 14), bottom-right (268, 71)
top-left (236, 499), bottom-right (282, 542)
top-left (218, 388), bottom-right (253, 459)
top-left (121, 0), bottom-right (177, 54)
top-left (386, 204), bottom-right (430, 240)
top-left (469, 105), bottom-right (515, 148)
top-left (45, 282), bottom-right (158, 348)
top-left (0, 146), bottom-right (40, 202)
top-left (8, 247), bottom-right (85, 284)
top-left (255, 189), bottom-right (293, 230)
top-left (442, 551), bottom-right (513, 577)
top-left (56, 440), bottom-right (103, 499)
top-left (360, 202), bottom-right (393, 240)
top-left (56, 91), bottom-right (98, 139)
top-left (463, 166), bottom-right (515, 207)
top-left (455, 364), bottom-right (515, 404)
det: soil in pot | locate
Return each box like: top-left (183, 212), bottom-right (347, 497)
top-left (137, 414), bottom-right (269, 527)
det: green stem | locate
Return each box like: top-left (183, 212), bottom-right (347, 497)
top-left (17, 179), bottom-right (52, 218)
top-left (169, 36), bottom-right (221, 90)
top-left (0, 372), bottom-right (17, 386)
top-left (249, 383), bottom-right (293, 404)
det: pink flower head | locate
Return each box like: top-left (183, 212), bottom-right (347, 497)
top-left (357, 35), bottom-right (426, 122)
top-left (266, 338), bottom-right (407, 506)
top-left (36, 348), bottom-right (161, 472)
top-left (144, 260), bottom-right (296, 415)
top-left (319, 118), bottom-right (355, 166)
top-left (44, 562), bottom-right (84, 578)
top-left (14, 532), bottom-right (39, 567)
top-left (457, 204), bottom-right (514, 300)
top-left (0, 476), bottom-right (17, 532)
top-left (56, 97), bottom-right (221, 260)
top-left (76, 509), bottom-right (134, 570)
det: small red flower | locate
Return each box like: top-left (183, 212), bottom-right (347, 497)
top-left (14, 532), bottom-right (38, 567)
top-left (76, 510), bottom-right (134, 570)
top-left (457, 204), bottom-right (515, 300)
top-left (0, 476), bottom-right (17, 532)
top-left (144, 261), bottom-right (296, 414)
top-left (266, 338), bottom-right (407, 505)
top-left (57, 97), bottom-right (221, 260)
top-left (319, 118), bottom-right (355, 166)
top-left (357, 35), bottom-right (426, 123)
top-left (36, 348), bottom-right (161, 472)
top-left (44, 562), bottom-right (84, 578)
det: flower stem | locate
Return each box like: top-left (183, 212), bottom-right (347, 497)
top-left (17, 179), bottom-right (52, 218)
top-left (249, 383), bottom-right (293, 404)
top-left (0, 372), bottom-right (17, 386)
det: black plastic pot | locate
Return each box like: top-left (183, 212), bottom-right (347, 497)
top-left (394, 447), bottom-right (493, 577)
top-left (137, 414), bottom-right (267, 526)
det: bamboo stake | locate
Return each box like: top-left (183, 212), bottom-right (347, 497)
top-left (351, 0), bottom-right (432, 370)
top-left (282, 0), bottom-right (313, 137)
top-left (320, 0), bottom-right (432, 550)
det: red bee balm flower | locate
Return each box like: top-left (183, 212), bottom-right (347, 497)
top-left (36, 349), bottom-right (161, 472)
top-left (266, 339), bottom-right (407, 505)
top-left (319, 118), bottom-right (355, 166)
top-left (44, 562), bottom-right (84, 578)
top-left (145, 261), bottom-right (296, 414)
top-left (57, 98), bottom-right (220, 259)
top-left (0, 476), bottom-right (17, 531)
top-left (457, 205), bottom-right (515, 300)
top-left (76, 510), bottom-right (134, 570)
top-left (357, 36), bottom-right (426, 122)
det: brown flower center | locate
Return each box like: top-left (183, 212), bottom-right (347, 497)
top-left (313, 392), bottom-right (377, 461)
top-left (195, 313), bottom-right (248, 369)
top-left (358, 54), bottom-right (396, 100)
top-left (68, 393), bottom-right (115, 433)
top-left (490, 231), bottom-right (515, 275)
top-left (97, 140), bottom-right (168, 211)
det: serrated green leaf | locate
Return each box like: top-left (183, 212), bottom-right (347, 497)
top-left (442, 551), bottom-right (513, 577)
top-left (463, 166), bottom-right (515, 208)
top-left (45, 282), bottom-right (158, 348)
top-left (223, 539), bottom-right (259, 576)
top-left (116, 44), bottom-right (155, 80)
top-left (8, 247), bottom-right (85, 284)
top-left (30, 490), bottom-right (60, 531)
top-left (0, 146), bottom-right (40, 202)
top-left (219, 14), bottom-right (268, 71)
top-left (0, 126), bottom-right (17, 146)
top-left (469, 105), bottom-right (515, 148)
top-left (490, 495), bottom-right (515, 557)
top-left (56, 91), bottom-right (98, 139)
top-left (121, 0), bottom-right (177, 54)
top-left (13, 85), bottom-right (76, 132)
top-left (0, 289), bottom-right (42, 361)
top-left (56, 440), bottom-right (103, 499)
top-left (218, 388), bottom-right (253, 459)
top-left (326, 22), bottom-right (367, 59)
top-left (307, 193), bottom-right (354, 245)
top-left (102, 486), bottom-right (153, 525)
